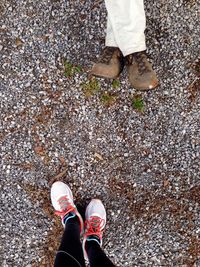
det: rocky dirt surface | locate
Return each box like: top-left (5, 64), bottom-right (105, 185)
top-left (0, 0), bottom-right (199, 266)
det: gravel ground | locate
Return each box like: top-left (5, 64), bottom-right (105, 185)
top-left (0, 0), bottom-right (200, 266)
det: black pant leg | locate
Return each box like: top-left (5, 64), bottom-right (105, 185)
top-left (54, 220), bottom-right (86, 267)
top-left (86, 240), bottom-right (116, 267)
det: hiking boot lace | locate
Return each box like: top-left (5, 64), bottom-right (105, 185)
top-left (55, 196), bottom-right (75, 217)
top-left (129, 52), bottom-right (150, 75)
top-left (100, 47), bottom-right (118, 64)
top-left (85, 216), bottom-right (105, 238)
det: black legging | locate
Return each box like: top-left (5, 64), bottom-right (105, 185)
top-left (54, 218), bottom-right (115, 267)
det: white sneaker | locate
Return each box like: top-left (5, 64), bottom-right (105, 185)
top-left (50, 181), bottom-right (84, 234)
top-left (83, 199), bottom-right (106, 260)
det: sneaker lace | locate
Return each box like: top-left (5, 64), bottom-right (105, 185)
top-left (100, 47), bottom-right (117, 64)
top-left (55, 196), bottom-right (75, 217)
top-left (85, 216), bottom-right (105, 238)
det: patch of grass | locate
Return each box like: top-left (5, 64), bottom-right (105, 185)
top-left (112, 79), bottom-right (120, 89)
top-left (81, 78), bottom-right (100, 97)
top-left (64, 60), bottom-right (82, 78)
top-left (132, 95), bottom-right (144, 112)
top-left (100, 92), bottom-right (117, 107)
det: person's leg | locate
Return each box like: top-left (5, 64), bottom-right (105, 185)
top-left (83, 199), bottom-right (116, 267)
top-left (105, 15), bottom-right (118, 48)
top-left (91, 0), bottom-right (158, 90)
top-left (105, 0), bottom-right (146, 57)
top-left (51, 181), bottom-right (86, 267)
top-left (104, 0), bottom-right (158, 90)
top-left (85, 239), bottom-right (115, 267)
top-left (54, 215), bottom-right (85, 267)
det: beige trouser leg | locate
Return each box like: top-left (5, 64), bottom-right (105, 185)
top-left (105, 0), bottom-right (146, 56)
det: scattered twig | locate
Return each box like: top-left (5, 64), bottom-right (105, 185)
top-left (92, 0), bottom-right (103, 10)
top-left (49, 168), bottom-right (68, 186)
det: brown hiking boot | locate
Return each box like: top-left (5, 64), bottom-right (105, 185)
top-left (126, 52), bottom-right (159, 90)
top-left (90, 47), bottom-right (124, 79)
